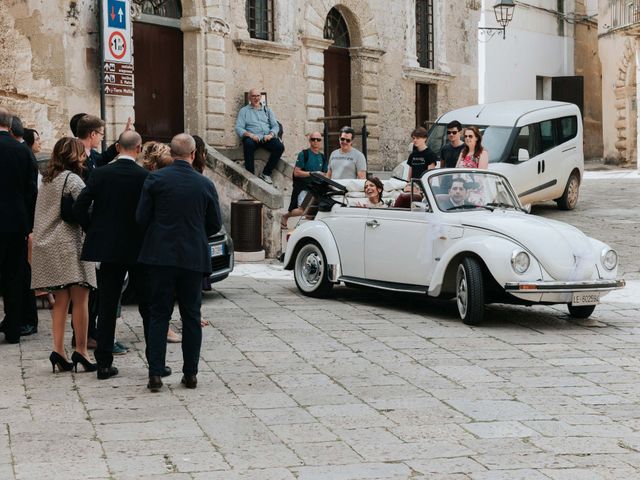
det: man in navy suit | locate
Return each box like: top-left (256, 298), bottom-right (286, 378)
top-left (74, 130), bottom-right (160, 380)
top-left (0, 107), bottom-right (37, 344)
top-left (137, 133), bottom-right (221, 391)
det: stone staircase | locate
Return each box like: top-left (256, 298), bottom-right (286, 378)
top-left (202, 145), bottom-right (294, 259)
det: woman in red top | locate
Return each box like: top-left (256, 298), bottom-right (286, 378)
top-left (456, 126), bottom-right (489, 169)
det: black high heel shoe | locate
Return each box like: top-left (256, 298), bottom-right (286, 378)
top-left (49, 352), bottom-right (73, 373)
top-left (71, 351), bottom-right (98, 372)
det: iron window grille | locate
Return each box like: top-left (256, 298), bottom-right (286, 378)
top-left (416, 0), bottom-right (434, 69)
top-left (132, 0), bottom-right (181, 18)
top-left (323, 7), bottom-right (350, 48)
top-left (246, 0), bottom-right (274, 41)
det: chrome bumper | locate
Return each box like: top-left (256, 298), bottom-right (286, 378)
top-left (504, 279), bottom-right (626, 293)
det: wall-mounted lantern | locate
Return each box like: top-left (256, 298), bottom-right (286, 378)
top-left (479, 0), bottom-right (516, 40)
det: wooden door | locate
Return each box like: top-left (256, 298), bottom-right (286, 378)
top-left (324, 46), bottom-right (351, 152)
top-left (133, 22), bottom-right (184, 143)
top-left (552, 76), bottom-right (584, 117)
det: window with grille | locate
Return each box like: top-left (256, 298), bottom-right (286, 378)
top-left (246, 0), bottom-right (274, 41)
top-left (324, 7), bottom-right (350, 48)
top-left (416, 0), bottom-right (434, 69)
top-left (132, 0), bottom-right (182, 18)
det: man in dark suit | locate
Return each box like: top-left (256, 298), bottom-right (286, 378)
top-left (0, 107), bottom-right (37, 344)
top-left (137, 133), bottom-right (221, 391)
top-left (74, 130), bottom-right (162, 380)
top-left (9, 116), bottom-right (39, 337)
top-left (74, 114), bottom-right (130, 352)
top-left (75, 114), bottom-right (120, 180)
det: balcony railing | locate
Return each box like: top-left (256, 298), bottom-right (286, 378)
top-left (611, 0), bottom-right (640, 29)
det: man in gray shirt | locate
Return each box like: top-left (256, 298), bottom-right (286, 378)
top-left (235, 88), bottom-right (284, 185)
top-left (327, 126), bottom-right (367, 180)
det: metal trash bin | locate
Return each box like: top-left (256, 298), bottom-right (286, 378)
top-left (230, 200), bottom-right (263, 252)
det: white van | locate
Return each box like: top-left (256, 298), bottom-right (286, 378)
top-left (427, 100), bottom-right (584, 210)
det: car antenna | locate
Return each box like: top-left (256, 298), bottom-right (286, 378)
top-left (475, 105), bottom-right (487, 119)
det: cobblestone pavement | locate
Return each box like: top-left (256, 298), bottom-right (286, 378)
top-left (1, 173), bottom-right (639, 480)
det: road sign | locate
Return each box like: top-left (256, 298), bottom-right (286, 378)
top-left (102, 0), bottom-right (131, 63)
top-left (103, 62), bottom-right (134, 97)
top-left (107, 0), bottom-right (127, 29)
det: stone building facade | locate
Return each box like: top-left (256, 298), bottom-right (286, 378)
top-left (598, 0), bottom-right (639, 166)
top-left (1, 0), bottom-right (479, 171)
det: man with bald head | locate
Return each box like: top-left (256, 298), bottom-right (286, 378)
top-left (235, 87), bottom-right (284, 185)
top-left (74, 130), bottom-right (156, 379)
top-left (137, 133), bottom-right (221, 391)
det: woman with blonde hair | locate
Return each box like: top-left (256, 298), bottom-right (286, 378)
top-left (31, 137), bottom-right (97, 373)
top-left (139, 141), bottom-right (173, 171)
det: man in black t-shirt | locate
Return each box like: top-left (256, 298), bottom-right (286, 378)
top-left (440, 120), bottom-right (465, 169)
top-left (407, 126), bottom-right (437, 180)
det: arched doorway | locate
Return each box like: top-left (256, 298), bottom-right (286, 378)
top-left (132, 0), bottom-right (184, 142)
top-left (323, 8), bottom-right (351, 148)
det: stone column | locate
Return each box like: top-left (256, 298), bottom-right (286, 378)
top-left (404, 0), bottom-right (418, 67)
top-left (202, 16), bottom-right (230, 148)
top-left (636, 37), bottom-right (640, 172)
top-left (350, 46), bottom-right (385, 169)
top-left (301, 36), bottom-right (333, 134)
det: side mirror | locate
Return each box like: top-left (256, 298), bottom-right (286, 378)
top-left (517, 148), bottom-right (530, 162)
top-left (522, 203), bottom-right (532, 213)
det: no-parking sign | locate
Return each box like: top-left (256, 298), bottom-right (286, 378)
top-left (102, 0), bottom-right (131, 63)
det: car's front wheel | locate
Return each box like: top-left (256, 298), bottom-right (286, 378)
top-left (456, 257), bottom-right (485, 325)
top-left (294, 242), bottom-right (333, 297)
top-left (567, 303), bottom-right (596, 319)
top-left (556, 172), bottom-right (580, 210)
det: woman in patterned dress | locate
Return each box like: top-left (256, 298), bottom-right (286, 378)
top-left (456, 126), bottom-right (489, 169)
top-left (31, 137), bottom-right (97, 373)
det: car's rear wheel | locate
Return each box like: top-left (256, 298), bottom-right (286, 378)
top-left (567, 303), bottom-right (596, 319)
top-left (556, 172), bottom-right (580, 210)
top-left (456, 257), bottom-right (485, 325)
top-left (294, 242), bottom-right (333, 297)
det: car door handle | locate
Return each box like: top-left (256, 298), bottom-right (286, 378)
top-left (366, 220), bottom-right (380, 228)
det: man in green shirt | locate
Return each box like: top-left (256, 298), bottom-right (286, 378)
top-left (281, 132), bottom-right (327, 229)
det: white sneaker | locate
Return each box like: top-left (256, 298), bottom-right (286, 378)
top-left (259, 173), bottom-right (273, 185)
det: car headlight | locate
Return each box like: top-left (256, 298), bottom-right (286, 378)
top-left (601, 248), bottom-right (618, 271)
top-left (511, 250), bottom-right (530, 274)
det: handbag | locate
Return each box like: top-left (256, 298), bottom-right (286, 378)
top-left (60, 172), bottom-right (76, 224)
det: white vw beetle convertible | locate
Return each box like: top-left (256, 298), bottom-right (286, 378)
top-left (283, 170), bottom-right (625, 325)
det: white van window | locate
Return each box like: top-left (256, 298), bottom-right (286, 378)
top-left (558, 116), bottom-right (578, 143)
top-left (540, 120), bottom-right (555, 153)
top-left (510, 124), bottom-right (541, 160)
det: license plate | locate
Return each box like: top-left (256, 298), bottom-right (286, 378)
top-left (210, 244), bottom-right (225, 257)
top-left (572, 291), bottom-right (600, 306)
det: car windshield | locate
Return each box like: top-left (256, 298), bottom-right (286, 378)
top-left (428, 171), bottom-right (521, 212)
top-left (427, 124), bottom-right (515, 164)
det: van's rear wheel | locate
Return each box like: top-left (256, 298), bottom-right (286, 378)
top-left (557, 173), bottom-right (580, 210)
top-left (456, 257), bottom-right (485, 325)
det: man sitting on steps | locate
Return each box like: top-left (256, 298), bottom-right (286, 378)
top-left (235, 88), bottom-right (284, 185)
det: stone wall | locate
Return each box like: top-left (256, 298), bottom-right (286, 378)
top-left (0, 0), bottom-right (101, 147)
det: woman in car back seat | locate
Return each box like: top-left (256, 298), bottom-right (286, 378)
top-left (356, 177), bottom-right (389, 208)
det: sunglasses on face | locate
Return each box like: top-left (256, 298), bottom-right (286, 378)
top-left (339, 137), bottom-right (352, 143)
top-left (447, 130), bottom-right (459, 135)
top-left (309, 137), bottom-right (322, 142)
top-left (464, 134), bottom-right (475, 139)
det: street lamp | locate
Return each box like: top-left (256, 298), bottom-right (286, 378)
top-left (479, 0), bottom-right (516, 40)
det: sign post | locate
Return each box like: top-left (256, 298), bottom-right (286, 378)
top-left (101, 0), bottom-right (134, 98)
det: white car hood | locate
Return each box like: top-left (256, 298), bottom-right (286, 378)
top-left (461, 211), bottom-right (598, 281)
